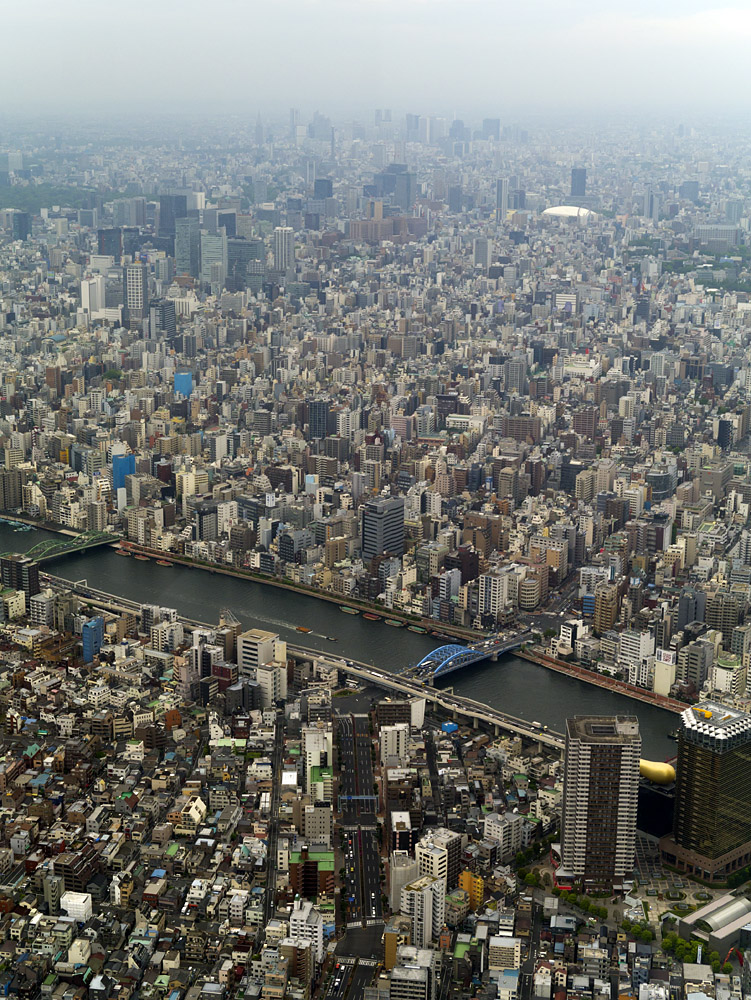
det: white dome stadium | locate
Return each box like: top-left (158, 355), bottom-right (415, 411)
top-left (542, 205), bottom-right (597, 221)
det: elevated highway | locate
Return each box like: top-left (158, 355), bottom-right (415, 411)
top-left (41, 573), bottom-right (563, 752)
top-left (288, 644), bottom-right (564, 751)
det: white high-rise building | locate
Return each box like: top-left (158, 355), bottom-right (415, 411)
top-left (274, 226), bottom-right (294, 271)
top-left (559, 716), bottom-right (640, 887)
top-left (478, 573), bottom-right (508, 621)
top-left (237, 628), bottom-right (278, 677)
top-left (302, 723), bottom-right (333, 792)
top-left (390, 852), bottom-right (419, 911)
top-left (81, 275), bottom-right (105, 317)
top-left (200, 228), bottom-right (228, 288)
top-left (400, 875), bottom-right (445, 948)
top-left (415, 841), bottom-right (447, 885)
top-left (380, 723), bottom-right (410, 767)
top-left (289, 897), bottom-right (324, 963)
top-left (123, 262), bottom-right (148, 325)
top-left (255, 660), bottom-right (288, 708)
top-left (617, 630), bottom-right (655, 688)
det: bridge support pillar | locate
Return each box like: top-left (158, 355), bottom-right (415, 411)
top-left (490, 652), bottom-right (498, 662)
top-left (471, 716), bottom-right (479, 729)
top-left (494, 724), bottom-right (501, 737)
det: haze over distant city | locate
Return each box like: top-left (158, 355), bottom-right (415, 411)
top-left (3, 0), bottom-right (751, 114)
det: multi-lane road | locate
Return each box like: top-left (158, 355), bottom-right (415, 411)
top-left (336, 715), bottom-right (383, 930)
top-left (323, 958), bottom-right (377, 1000)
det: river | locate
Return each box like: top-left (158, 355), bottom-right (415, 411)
top-left (0, 523), bottom-right (677, 758)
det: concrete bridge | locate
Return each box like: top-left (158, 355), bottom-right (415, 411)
top-left (411, 630), bottom-right (535, 680)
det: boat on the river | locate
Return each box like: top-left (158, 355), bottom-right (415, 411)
top-left (156, 560), bottom-right (172, 567)
top-left (363, 613), bottom-right (381, 622)
top-left (340, 606), bottom-right (359, 615)
top-left (296, 626), bottom-right (312, 633)
top-left (134, 555), bottom-right (150, 562)
top-left (408, 625), bottom-right (427, 633)
top-left (385, 619), bottom-right (404, 628)
top-left (326, 636), bottom-right (337, 641)
top-left (116, 549), bottom-right (131, 557)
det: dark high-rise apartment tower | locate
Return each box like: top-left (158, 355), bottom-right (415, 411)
top-left (148, 299), bottom-right (177, 341)
top-left (496, 178), bottom-right (509, 221)
top-left (97, 228), bottom-right (122, 261)
top-left (217, 210), bottom-right (237, 238)
top-left (314, 178), bottom-right (333, 199)
top-left (1, 554), bottom-right (40, 598)
top-left (571, 168), bottom-right (587, 198)
top-left (676, 585), bottom-right (707, 631)
top-left (308, 399), bottom-right (330, 441)
top-left (361, 496), bottom-right (405, 561)
top-left (559, 716), bottom-right (640, 887)
top-left (12, 211), bottom-right (31, 241)
top-left (158, 193), bottom-right (188, 237)
top-left (175, 216), bottom-right (200, 278)
top-left (122, 262), bottom-right (149, 328)
top-left (661, 703), bottom-right (751, 882)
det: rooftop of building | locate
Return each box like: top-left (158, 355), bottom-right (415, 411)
top-left (681, 701), bottom-right (751, 740)
top-left (566, 715), bottom-right (640, 744)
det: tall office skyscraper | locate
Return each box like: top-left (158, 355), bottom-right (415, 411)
top-left (158, 193), bottom-right (188, 237)
top-left (571, 167), bottom-right (587, 198)
top-left (12, 211), bottom-right (31, 241)
top-left (148, 299), bottom-right (177, 341)
top-left (274, 226), bottom-right (294, 271)
top-left (200, 228), bottom-right (228, 289)
top-left (175, 216), bottom-right (200, 278)
top-left (122, 262), bottom-right (148, 327)
top-left (559, 716), bottom-right (640, 887)
top-left (482, 118), bottom-right (501, 141)
top-left (495, 178), bottom-right (509, 221)
top-left (361, 496), bottom-right (405, 561)
top-left (394, 171), bottom-right (417, 211)
top-left (308, 399), bottom-right (330, 441)
top-left (661, 703), bottom-right (751, 882)
top-left (472, 237), bottom-right (491, 270)
top-left (227, 236), bottom-right (263, 290)
top-left (97, 228), bottom-right (122, 261)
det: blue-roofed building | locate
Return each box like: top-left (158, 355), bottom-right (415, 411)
top-left (112, 453), bottom-right (136, 492)
top-left (174, 371), bottom-right (193, 397)
top-left (82, 617), bottom-right (104, 663)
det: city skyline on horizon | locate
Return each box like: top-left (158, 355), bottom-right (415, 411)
top-left (3, 0), bottom-right (751, 114)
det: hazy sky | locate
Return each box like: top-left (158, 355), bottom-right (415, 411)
top-left (3, 0), bottom-right (751, 116)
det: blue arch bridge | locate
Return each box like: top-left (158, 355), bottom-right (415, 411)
top-left (409, 630), bottom-right (534, 682)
